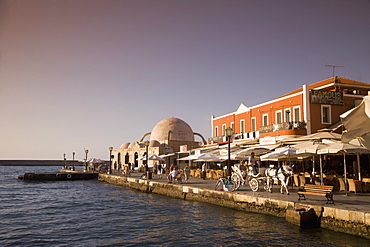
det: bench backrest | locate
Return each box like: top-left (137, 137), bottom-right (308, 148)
top-left (304, 184), bottom-right (333, 193)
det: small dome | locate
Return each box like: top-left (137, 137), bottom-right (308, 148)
top-left (149, 140), bottom-right (161, 147)
top-left (150, 117), bottom-right (194, 143)
top-left (120, 143), bottom-right (130, 149)
top-left (128, 142), bottom-right (143, 149)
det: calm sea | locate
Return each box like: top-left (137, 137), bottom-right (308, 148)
top-left (1, 166), bottom-right (369, 247)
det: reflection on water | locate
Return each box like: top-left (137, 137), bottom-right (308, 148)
top-left (0, 166), bottom-right (369, 246)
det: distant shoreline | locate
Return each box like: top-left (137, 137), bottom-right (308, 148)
top-left (0, 160), bottom-right (81, 166)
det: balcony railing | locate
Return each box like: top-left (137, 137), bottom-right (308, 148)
top-left (259, 121), bottom-right (306, 134)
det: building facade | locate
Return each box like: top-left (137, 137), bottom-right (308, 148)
top-left (111, 117), bottom-right (207, 170)
top-left (210, 77), bottom-right (370, 144)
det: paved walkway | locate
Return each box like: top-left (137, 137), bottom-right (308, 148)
top-left (111, 170), bottom-right (370, 213)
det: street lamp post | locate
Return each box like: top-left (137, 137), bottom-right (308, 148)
top-left (144, 141), bottom-right (150, 174)
top-left (72, 152), bottom-right (75, 171)
top-left (109, 146), bottom-right (113, 174)
top-left (63, 153), bottom-right (66, 169)
top-left (225, 127), bottom-right (233, 178)
top-left (84, 149), bottom-right (89, 172)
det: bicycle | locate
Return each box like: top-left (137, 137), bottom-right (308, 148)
top-left (215, 177), bottom-right (236, 192)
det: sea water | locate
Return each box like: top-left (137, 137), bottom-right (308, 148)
top-left (0, 165), bottom-right (369, 247)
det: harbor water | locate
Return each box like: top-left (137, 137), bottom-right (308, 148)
top-left (1, 166), bottom-right (369, 247)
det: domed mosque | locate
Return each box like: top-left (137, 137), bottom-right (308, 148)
top-left (111, 117), bottom-right (207, 170)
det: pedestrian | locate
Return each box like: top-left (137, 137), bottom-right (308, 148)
top-left (248, 152), bottom-right (258, 175)
top-left (184, 164), bottom-right (190, 182)
top-left (170, 167), bottom-right (178, 183)
top-left (202, 163), bottom-right (208, 180)
top-left (157, 163), bottom-right (163, 178)
top-left (122, 164), bottom-right (130, 177)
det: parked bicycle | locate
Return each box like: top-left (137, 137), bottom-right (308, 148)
top-left (214, 177), bottom-right (236, 192)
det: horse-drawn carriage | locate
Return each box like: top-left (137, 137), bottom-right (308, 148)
top-left (231, 164), bottom-right (293, 194)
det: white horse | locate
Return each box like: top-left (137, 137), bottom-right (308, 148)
top-left (265, 165), bottom-right (294, 194)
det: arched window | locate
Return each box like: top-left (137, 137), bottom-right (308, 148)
top-left (117, 153), bottom-right (121, 164)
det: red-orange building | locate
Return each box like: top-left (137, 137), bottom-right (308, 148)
top-left (210, 77), bottom-right (370, 144)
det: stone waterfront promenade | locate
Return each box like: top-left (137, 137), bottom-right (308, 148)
top-left (98, 171), bottom-right (370, 239)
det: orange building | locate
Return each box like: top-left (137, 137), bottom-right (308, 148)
top-left (210, 77), bottom-right (370, 144)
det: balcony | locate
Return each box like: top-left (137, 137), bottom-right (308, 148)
top-left (259, 121), bottom-right (306, 134)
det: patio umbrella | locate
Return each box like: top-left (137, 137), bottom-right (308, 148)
top-left (220, 153), bottom-right (250, 160)
top-left (148, 155), bottom-right (165, 161)
top-left (236, 145), bottom-right (278, 156)
top-left (341, 95), bottom-right (370, 146)
top-left (317, 142), bottom-right (370, 194)
top-left (88, 158), bottom-right (104, 163)
top-left (177, 154), bottom-right (200, 161)
top-left (260, 147), bottom-right (298, 162)
top-left (194, 153), bottom-right (222, 162)
top-left (293, 140), bottom-right (336, 184)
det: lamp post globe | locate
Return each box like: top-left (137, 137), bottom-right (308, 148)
top-left (109, 146), bottom-right (113, 174)
top-left (225, 127), bottom-right (233, 178)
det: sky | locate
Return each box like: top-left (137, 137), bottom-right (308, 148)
top-left (1, 0), bottom-right (370, 160)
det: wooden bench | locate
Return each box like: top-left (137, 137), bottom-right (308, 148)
top-left (298, 184), bottom-right (334, 204)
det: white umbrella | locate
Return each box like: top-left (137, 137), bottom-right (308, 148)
top-left (317, 142), bottom-right (370, 155)
top-left (148, 155), bottom-right (165, 161)
top-left (341, 95), bottom-right (370, 145)
top-left (260, 147), bottom-right (298, 161)
top-left (220, 154), bottom-right (250, 160)
top-left (317, 142), bottom-right (370, 194)
top-left (194, 153), bottom-right (222, 162)
top-left (293, 141), bottom-right (333, 185)
top-left (178, 154), bottom-right (200, 161)
top-left (236, 145), bottom-right (278, 156)
top-left (88, 158), bottom-right (104, 163)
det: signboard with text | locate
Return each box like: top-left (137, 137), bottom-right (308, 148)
top-left (310, 90), bottom-right (343, 105)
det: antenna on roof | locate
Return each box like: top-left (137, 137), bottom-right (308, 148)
top-left (325, 64), bottom-right (344, 78)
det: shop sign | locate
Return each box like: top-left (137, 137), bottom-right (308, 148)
top-left (179, 145), bottom-right (188, 153)
top-left (260, 137), bottom-right (276, 145)
top-left (310, 90), bottom-right (343, 105)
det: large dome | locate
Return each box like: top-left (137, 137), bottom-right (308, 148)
top-left (150, 117), bottom-right (194, 143)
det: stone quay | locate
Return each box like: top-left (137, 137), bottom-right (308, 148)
top-left (98, 172), bottom-right (370, 240)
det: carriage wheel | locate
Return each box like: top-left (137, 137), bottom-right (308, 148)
top-left (215, 180), bottom-right (224, 191)
top-left (249, 178), bottom-right (259, 192)
top-left (231, 173), bottom-right (241, 190)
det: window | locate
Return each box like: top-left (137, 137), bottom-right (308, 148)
top-left (262, 114), bottom-right (268, 126)
top-left (284, 108), bottom-right (291, 122)
top-left (251, 117), bottom-right (256, 132)
top-left (240, 119), bottom-right (245, 134)
top-left (322, 105), bottom-right (331, 124)
top-left (293, 106), bottom-right (300, 122)
top-left (276, 111), bottom-right (282, 124)
top-left (222, 124), bottom-right (226, 136)
top-left (215, 126), bottom-right (218, 137)
top-left (231, 122), bottom-right (234, 132)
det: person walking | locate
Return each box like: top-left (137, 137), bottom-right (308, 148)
top-left (157, 163), bottom-right (163, 178)
top-left (202, 163), bottom-right (207, 180)
top-left (184, 164), bottom-right (190, 182)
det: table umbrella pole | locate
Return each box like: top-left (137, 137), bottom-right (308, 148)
top-left (320, 155), bottom-right (323, 185)
top-left (344, 153), bottom-right (348, 196)
top-left (357, 153), bottom-right (361, 181)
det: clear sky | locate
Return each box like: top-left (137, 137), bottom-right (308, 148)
top-left (1, 0), bottom-right (370, 160)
